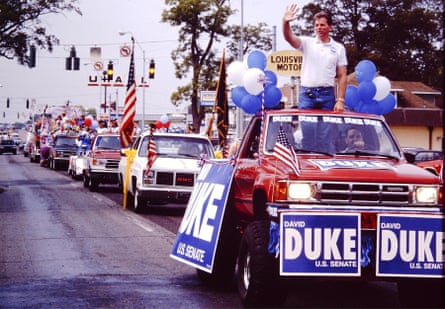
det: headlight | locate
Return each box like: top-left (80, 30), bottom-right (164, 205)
top-left (143, 169), bottom-right (154, 185)
top-left (288, 183), bottom-right (314, 200)
top-left (415, 186), bottom-right (438, 204)
top-left (92, 159), bottom-right (107, 165)
top-left (274, 181), bottom-right (316, 201)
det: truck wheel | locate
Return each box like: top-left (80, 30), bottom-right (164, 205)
top-left (398, 279), bottom-right (444, 307)
top-left (133, 189), bottom-right (146, 213)
top-left (237, 220), bottom-right (287, 307)
top-left (89, 178), bottom-right (98, 192)
top-left (83, 173), bottom-right (90, 188)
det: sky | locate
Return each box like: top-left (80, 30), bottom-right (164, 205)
top-left (0, 0), bottom-right (308, 123)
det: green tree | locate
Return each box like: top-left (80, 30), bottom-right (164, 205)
top-left (293, 0), bottom-right (443, 91)
top-left (0, 0), bottom-right (81, 66)
top-left (162, 0), bottom-right (274, 130)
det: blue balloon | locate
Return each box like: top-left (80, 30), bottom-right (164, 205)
top-left (378, 93), bottom-right (396, 114)
top-left (264, 70), bottom-right (277, 86)
top-left (357, 80), bottom-right (377, 101)
top-left (231, 86), bottom-right (248, 107)
top-left (240, 94), bottom-right (262, 114)
top-left (358, 99), bottom-right (383, 115)
top-left (355, 60), bottom-right (377, 83)
top-left (247, 50), bottom-right (267, 70)
top-left (263, 85), bottom-right (282, 108)
top-left (345, 85), bottom-right (359, 109)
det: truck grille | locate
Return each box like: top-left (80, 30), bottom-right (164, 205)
top-left (105, 159), bottom-right (120, 169)
top-left (319, 182), bottom-right (410, 205)
top-left (156, 172), bottom-right (195, 187)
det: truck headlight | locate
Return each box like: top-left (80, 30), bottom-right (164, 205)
top-left (415, 186), bottom-right (438, 204)
top-left (92, 159), bottom-right (106, 166)
top-left (288, 183), bottom-right (315, 200)
top-left (274, 181), bottom-right (316, 201)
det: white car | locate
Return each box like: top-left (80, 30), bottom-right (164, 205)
top-left (119, 132), bottom-right (215, 212)
top-left (67, 146), bottom-right (89, 180)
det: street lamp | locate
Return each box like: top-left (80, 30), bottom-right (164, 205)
top-left (119, 31), bottom-right (147, 127)
top-left (236, 0), bottom-right (245, 139)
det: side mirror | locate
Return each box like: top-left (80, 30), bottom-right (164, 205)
top-left (404, 152), bottom-right (415, 164)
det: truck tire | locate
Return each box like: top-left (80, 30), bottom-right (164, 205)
top-left (237, 220), bottom-right (287, 307)
top-left (83, 173), bottom-right (90, 188)
top-left (133, 189), bottom-right (147, 213)
top-left (398, 278), bottom-right (444, 307)
top-left (89, 177), bottom-right (98, 192)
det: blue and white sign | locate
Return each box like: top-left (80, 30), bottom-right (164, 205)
top-left (170, 161), bottom-right (235, 273)
top-left (376, 214), bottom-right (444, 278)
top-left (280, 212), bottom-right (361, 276)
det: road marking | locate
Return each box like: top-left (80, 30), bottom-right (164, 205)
top-left (124, 213), bottom-right (154, 232)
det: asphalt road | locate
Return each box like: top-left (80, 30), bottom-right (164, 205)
top-left (0, 152), bottom-right (403, 308)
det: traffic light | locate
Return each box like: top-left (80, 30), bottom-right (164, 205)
top-left (26, 99), bottom-right (29, 109)
top-left (65, 57), bottom-right (72, 70)
top-left (66, 46), bottom-right (80, 70)
top-left (107, 61), bottom-right (113, 81)
top-left (149, 59), bottom-right (155, 79)
top-left (28, 45), bottom-right (36, 68)
top-left (6, 98), bottom-right (10, 108)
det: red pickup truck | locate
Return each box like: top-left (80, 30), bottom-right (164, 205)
top-left (196, 109), bottom-right (443, 307)
top-left (83, 133), bottom-right (121, 191)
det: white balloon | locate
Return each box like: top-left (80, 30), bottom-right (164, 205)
top-left (373, 76), bottom-right (391, 101)
top-left (243, 68), bottom-right (266, 95)
top-left (227, 61), bottom-right (247, 86)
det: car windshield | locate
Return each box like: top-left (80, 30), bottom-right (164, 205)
top-left (138, 135), bottom-right (213, 158)
top-left (95, 136), bottom-right (121, 150)
top-left (264, 114), bottom-right (402, 159)
top-left (55, 137), bottom-right (77, 146)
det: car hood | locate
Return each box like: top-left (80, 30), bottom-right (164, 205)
top-left (54, 145), bottom-right (78, 151)
top-left (298, 157), bottom-right (441, 184)
top-left (92, 150), bottom-right (121, 159)
top-left (131, 156), bottom-right (201, 172)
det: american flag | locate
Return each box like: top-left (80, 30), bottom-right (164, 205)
top-left (273, 126), bottom-right (300, 175)
top-left (145, 135), bottom-right (157, 175)
top-left (119, 40), bottom-right (136, 148)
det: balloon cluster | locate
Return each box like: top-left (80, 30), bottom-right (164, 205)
top-left (345, 60), bottom-right (396, 115)
top-left (84, 115), bottom-right (99, 130)
top-left (155, 114), bottom-right (170, 129)
top-left (227, 50), bottom-right (282, 114)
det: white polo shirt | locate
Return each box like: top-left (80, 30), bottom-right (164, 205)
top-left (298, 36), bottom-right (347, 88)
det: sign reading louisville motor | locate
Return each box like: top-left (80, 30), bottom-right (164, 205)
top-left (267, 50), bottom-right (303, 76)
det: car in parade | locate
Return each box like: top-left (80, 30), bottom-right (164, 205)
top-left (83, 133), bottom-right (121, 191)
top-left (170, 108), bottom-right (444, 308)
top-left (48, 134), bottom-right (79, 170)
top-left (0, 138), bottom-right (17, 155)
top-left (119, 132), bottom-right (215, 212)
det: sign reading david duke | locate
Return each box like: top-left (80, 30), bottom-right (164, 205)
top-left (170, 161), bottom-right (235, 273)
top-left (280, 212), bottom-right (361, 276)
top-left (377, 214), bottom-right (444, 278)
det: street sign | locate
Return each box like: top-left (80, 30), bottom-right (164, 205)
top-left (267, 50), bottom-right (303, 76)
top-left (94, 61), bottom-right (103, 71)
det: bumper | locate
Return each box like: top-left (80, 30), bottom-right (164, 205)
top-left (90, 171), bottom-right (119, 184)
top-left (137, 186), bottom-right (192, 203)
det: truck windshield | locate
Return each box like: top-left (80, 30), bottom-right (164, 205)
top-left (264, 114), bottom-right (402, 159)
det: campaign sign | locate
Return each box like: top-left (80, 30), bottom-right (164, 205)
top-left (376, 214), bottom-right (444, 278)
top-left (280, 212), bottom-right (361, 276)
top-left (170, 161), bottom-right (235, 273)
